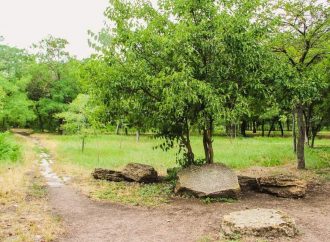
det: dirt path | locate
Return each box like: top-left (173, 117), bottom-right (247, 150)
top-left (32, 136), bottom-right (330, 242)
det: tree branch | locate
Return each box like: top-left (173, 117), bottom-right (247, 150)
top-left (272, 47), bottom-right (297, 66)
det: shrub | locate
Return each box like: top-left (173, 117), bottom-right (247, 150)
top-left (0, 132), bottom-right (20, 162)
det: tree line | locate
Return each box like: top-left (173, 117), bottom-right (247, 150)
top-left (0, 0), bottom-right (329, 169)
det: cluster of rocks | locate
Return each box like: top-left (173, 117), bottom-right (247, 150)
top-left (92, 163), bottom-right (158, 183)
top-left (173, 164), bottom-right (301, 239)
top-left (174, 163), bottom-right (307, 199)
top-left (92, 162), bottom-right (303, 239)
top-left (93, 162), bottom-right (307, 199)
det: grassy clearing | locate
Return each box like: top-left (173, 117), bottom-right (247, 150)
top-left (44, 134), bottom-right (330, 173)
top-left (0, 134), bottom-right (63, 242)
top-left (37, 133), bottom-right (329, 206)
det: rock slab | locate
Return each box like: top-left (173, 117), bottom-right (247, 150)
top-left (238, 175), bottom-right (258, 191)
top-left (92, 168), bottom-right (129, 182)
top-left (175, 163), bottom-right (240, 198)
top-left (222, 208), bottom-right (298, 238)
top-left (257, 175), bottom-right (307, 198)
top-left (121, 163), bottom-right (158, 183)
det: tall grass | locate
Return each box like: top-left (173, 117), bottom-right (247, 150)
top-left (49, 134), bottom-right (330, 173)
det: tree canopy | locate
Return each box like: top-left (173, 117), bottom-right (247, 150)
top-left (0, 0), bottom-right (329, 169)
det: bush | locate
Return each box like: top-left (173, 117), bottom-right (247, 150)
top-left (0, 132), bottom-right (20, 162)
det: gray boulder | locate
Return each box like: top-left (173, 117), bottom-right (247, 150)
top-left (121, 163), bottom-right (158, 183)
top-left (175, 163), bottom-right (240, 198)
top-left (222, 208), bottom-right (298, 238)
top-left (257, 175), bottom-right (307, 198)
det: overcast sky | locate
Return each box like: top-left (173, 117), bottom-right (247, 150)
top-left (0, 0), bottom-right (109, 59)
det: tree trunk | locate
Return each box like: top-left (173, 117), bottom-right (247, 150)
top-left (136, 130), bottom-right (140, 142)
top-left (303, 106), bottom-right (312, 146)
top-left (185, 139), bottom-right (194, 166)
top-left (203, 119), bottom-right (214, 164)
top-left (311, 132), bottom-right (316, 148)
top-left (252, 121), bottom-right (257, 133)
top-left (267, 119), bottom-right (275, 137)
top-left (82, 136), bottom-right (85, 153)
top-left (278, 121), bottom-right (284, 137)
top-left (38, 115), bottom-right (44, 132)
top-left (58, 118), bottom-right (64, 135)
top-left (296, 105), bottom-right (305, 169)
top-left (240, 120), bottom-right (247, 137)
top-left (125, 127), bottom-right (128, 135)
top-left (181, 119), bottom-right (194, 166)
top-left (261, 121), bottom-right (265, 137)
top-left (310, 123), bottom-right (321, 148)
top-left (303, 111), bottom-right (309, 145)
top-left (292, 111), bottom-right (296, 153)
top-left (115, 122), bottom-right (120, 135)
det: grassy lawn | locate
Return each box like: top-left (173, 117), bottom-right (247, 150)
top-left (47, 134), bottom-right (330, 174)
top-left (37, 133), bottom-right (330, 207)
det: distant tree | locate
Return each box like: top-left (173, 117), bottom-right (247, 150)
top-left (56, 94), bottom-right (91, 152)
top-left (0, 44), bottom-right (35, 130)
top-left (26, 36), bottom-right (80, 131)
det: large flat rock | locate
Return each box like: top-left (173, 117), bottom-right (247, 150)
top-left (222, 208), bottom-right (298, 238)
top-left (175, 163), bottom-right (240, 198)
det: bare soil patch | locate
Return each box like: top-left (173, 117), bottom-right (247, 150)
top-left (47, 180), bottom-right (330, 242)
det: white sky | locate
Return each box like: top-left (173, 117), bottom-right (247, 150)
top-left (0, 0), bottom-right (109, 59)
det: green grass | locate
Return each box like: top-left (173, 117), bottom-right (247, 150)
top-left (50, 134), bottom-right (330, 173)
top-left (0, 132), bottom-right (21, 166)
top-left (91, 181), bottom-right (173, 206)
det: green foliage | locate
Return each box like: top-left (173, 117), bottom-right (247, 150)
top-left (88, 0), bottom-right (276, 166)
top-left (56, 94), bottom-right (90, 134)
top-left (0, 44), bottom-right (36, 129)
top-left (166, 167), bottom-right (181, 181)
top-left (26, 37), bottom-right (81, 132)
top-left (0, 132), bottom-right (21, 162)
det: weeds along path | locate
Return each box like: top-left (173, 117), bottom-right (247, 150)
top-left (30, 134), bottom-right (330, 242)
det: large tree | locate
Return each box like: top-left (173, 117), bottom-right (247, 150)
top-left (271, 0), bottom-right (330, 169)
top-left (90, 0), bottom-right (271, 166)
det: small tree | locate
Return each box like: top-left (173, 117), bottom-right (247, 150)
top-left (56, 94), bottom-right (90, 152)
